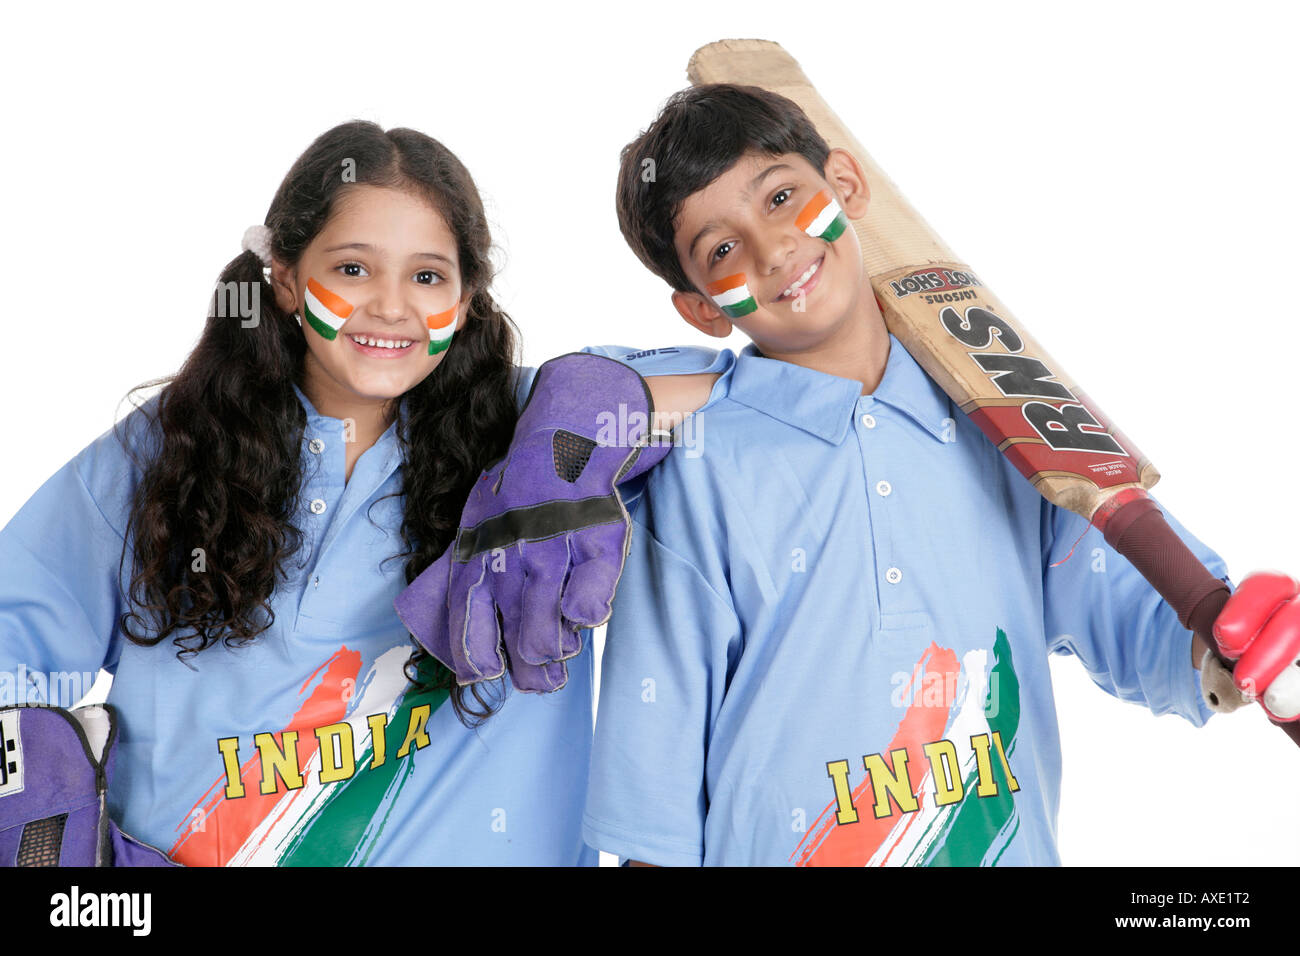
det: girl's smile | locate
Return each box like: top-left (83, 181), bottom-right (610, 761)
top-left (344, 332), bottom-right (419, 357)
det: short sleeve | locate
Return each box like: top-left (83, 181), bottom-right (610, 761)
top-left (0, 407), bottom-right (155, 698)
top-left (583, 474), bottom-right (741, 866)
top-left (512, 344), bottom-right (731, 415)
top-left (1042, 497), bottom-right (1229, 726)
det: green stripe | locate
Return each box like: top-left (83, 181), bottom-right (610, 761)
top-left (277, 657), bottom-right (449, 866)
top-left (303, 302), bottom-right (340, 341)
top-left (720, 297), bottom-right (757, 319)
top-left (819, 212), bottom-right (848, 243)
top-left (924, 628), bottom-right (1021, 866)
top-left (428, 336), bottom-right (452, 356)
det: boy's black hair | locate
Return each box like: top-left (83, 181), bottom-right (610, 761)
top-left (615, 83), bottom-right (832, 294)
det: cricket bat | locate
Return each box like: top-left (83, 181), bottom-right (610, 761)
top-left (686, 38), bottom-right (1299, 746)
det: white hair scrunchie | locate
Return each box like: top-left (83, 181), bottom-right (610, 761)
top-left (241, 224), bottom-right (273, 267)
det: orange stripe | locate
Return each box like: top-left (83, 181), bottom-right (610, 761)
top-left (306, 278), bottom-right (354, 319)
top-left (794, 190), bottom-right (832, 232)
top-left (426, 305), bottom-right (457, 330)
top-left (168, 647), bottom-right (362, 866)
top-left (791, 642), bottom-right (961, 867)
top-left (705, 273), bottom-right (747, 297)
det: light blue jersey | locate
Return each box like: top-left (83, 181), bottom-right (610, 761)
top-left (583, 336), bottom-right (1224, 867)
top-left (0, 344), bottom-right (726, 866)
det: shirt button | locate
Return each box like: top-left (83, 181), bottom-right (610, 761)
top-left (309, 498), bottom-right (327, 515)
top-left (861, 413), bottom-right (876, 429)
top-left (876, 480), bottom-right (892, 497)
top-left (308, 438), bottom-right (325, 454)
top-left (886, 567), bottom-right (903, 584)
top-left (313, 575), bottom-right (320, 589)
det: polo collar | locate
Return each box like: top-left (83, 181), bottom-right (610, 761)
top-left (726, 335), bottom-right (954, 445)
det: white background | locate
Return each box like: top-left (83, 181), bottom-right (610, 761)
top-left (2, 0), bottom-right (1297, 867)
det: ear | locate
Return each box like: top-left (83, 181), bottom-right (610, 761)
top-left (823, 147), bottom-right (870, 220)
top-left (269, 257), bottom-right (298, 314)
top-left (672, 290), bottom-right (733, 339)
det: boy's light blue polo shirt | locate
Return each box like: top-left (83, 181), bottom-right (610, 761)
top-left (583, 335), bottom-right (1223, 867)
top-left (0, 343), bottom-right (727, 866)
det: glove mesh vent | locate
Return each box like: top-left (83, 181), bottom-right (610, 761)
top-left (16, 813), bottom-right (66, 866)
top-left (553, 431), bottom-right (596, 483)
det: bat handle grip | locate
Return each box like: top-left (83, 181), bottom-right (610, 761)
top-left (1094, 490), bottom-right (1300, 748)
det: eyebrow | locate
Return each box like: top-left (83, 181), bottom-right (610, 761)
top-left (323, 242), bottom-right (454, 266)
top-left (685, 162), bottom-right (796, 261)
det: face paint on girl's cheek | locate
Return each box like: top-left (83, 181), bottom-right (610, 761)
top-left (303, 278), bottom-right (355, 341)
top-left (795, 189), bottom-right (849, 243)
top-left (705, 273), bottom-right (758, 319)
top-left (426, 305), bottom-right (457, 355)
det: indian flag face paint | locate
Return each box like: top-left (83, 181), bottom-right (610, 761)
top-left (705, 273), bottom-right (758, 319)
top-left (426, 304), bottom-right (457, 356)
top-left (303, 278), bottom-right (354, 341)
top-left (795, 189), bottom-right (848, 243)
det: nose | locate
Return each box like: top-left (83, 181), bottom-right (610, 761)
top-left (751, 226), bottom-right (797, 278)
top-left (369, 274), bottom-right (411, 324)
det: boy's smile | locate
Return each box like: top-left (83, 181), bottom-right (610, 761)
top-left (670, 149), bottom-right (884, 370)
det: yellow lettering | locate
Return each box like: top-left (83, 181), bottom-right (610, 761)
top-left (968, 733), bottom-right (999, 797)
top-left (314, 722), bottom-right (356, 784)
top-left (922, 740), bottom-right (965, 806)
top-left (862, 748), bottom-right (919, 819)
top-left (254, 731), bottom-right (304, 795)
top-left (216, 736), bottom-right (245, 799)
top-left (991, 730), bottom-right (1021, 793)
top-left (367, 713), bottom-right (388, 769)
top-left (396, 704), bottom-right (432, 758)
top-left (826, 759), bottom-right (859, 825)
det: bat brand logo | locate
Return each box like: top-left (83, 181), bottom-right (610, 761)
top-left (940, 305), bottom-right (1127, 456)
top-left (889, 268), bottom-right (983, 298)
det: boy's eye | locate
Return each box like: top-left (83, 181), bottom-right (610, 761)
top-left (771, 188), bottom-right (793, 209)
top-left (415, 270), bottom-right (444, 285)
top-left (712, 240), bottom-right (735, 263)
top-left (338, 262), bottom-right (367, 278)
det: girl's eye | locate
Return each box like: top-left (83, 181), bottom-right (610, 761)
top-left (771, 188), bottom-right (793, 209)
top-left (338, 262), bottom-right (367, 278)
top-left (712, 240), bottom-right (735, 263)
top-left (415, 270), bottom-right (444, 285)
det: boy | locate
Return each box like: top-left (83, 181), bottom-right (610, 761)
top-left (581, 84), bottom-right (1286, 866)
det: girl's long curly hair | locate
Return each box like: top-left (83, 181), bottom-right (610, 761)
top-left (117, 121), bottom-right (517, 723)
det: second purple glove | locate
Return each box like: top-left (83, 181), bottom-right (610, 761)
top-left (395, 352), bottom-right (672, 692)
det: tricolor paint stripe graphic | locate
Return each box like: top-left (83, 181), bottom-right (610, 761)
top-left (426, 305), bottom-right (457, 356)
top-left (303, 278), bottom-right (354, 341)
top-left (705, 273), bottom-right (757, 318)
top-left (170, 647), bottom-right (448, 866)
top-left (791, 628), bottom-right (1021, 867)
top-left (795, 189), bottom-right (848, 243)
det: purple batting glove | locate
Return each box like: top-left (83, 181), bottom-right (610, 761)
top-left (0, 704), bottom-right (176, 866)
top-left (395, 352), bottom-right (672, 693)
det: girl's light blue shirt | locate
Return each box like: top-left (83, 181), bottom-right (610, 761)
top-left (0, 344), bottom-right (727, 865)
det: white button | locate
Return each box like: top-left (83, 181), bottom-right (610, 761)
top-left (861, 414), bottom-right (876, 429)
top-left (309, 498), bottom-right (327, 515)
top-left (313, 575), bottom-right (320, 589)
top-left (308, 438), bottom-right (325, 454)
top-left (886, 567), bottom-right (903, 584)
top-left (876, 480), bottom-right (892, 497)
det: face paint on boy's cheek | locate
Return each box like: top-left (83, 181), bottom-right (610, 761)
top-left (426, 305), bottom-right (457, 356)
top-left (302, 278), bottom-right (355, 341)
top-left (795, 189), bottom-right (849, 243)
top-left (705, 273), bottom-right (758, 319)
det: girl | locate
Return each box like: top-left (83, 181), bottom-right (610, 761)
top-left (0, 121), bottom-right (722, 865)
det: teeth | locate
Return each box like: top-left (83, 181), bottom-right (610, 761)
top-left (783, 259), bottom-right (821, 299)
top-left (348, 334), bottom-right (412, 349)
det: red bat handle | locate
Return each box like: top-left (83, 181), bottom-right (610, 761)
top-left (1094, 490), bottom-right (1300, 748)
